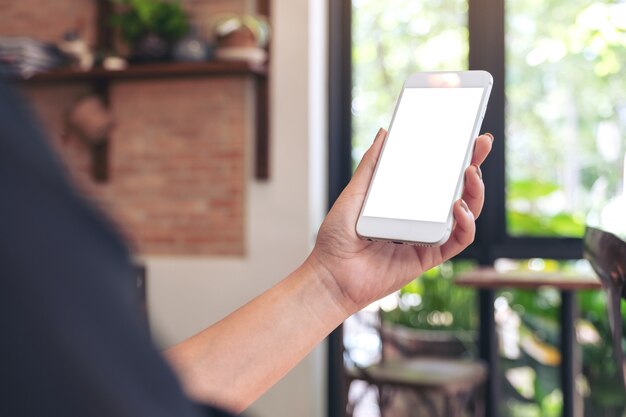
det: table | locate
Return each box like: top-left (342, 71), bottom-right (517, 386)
top-left (455, 268), bottom-right (602, 417)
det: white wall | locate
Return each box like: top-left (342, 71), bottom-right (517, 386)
top-left (145, 1), bottom-right (328, 417)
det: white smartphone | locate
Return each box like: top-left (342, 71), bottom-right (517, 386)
top-left (356, 70), bottom-right (493, 246)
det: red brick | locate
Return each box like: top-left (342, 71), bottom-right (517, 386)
top-left (3, 0), bottom-right (249, 256)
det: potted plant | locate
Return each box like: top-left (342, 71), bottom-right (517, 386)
top-left (110, 0), bottom-right (190, 62)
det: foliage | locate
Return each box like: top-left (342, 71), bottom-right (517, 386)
top-left (352, 0), bottom-right (626, 414)
top-left (110, 0), bottom-right (189, 44)
top-left (353, 0), bottom-right (626, 239)
top-left (507, 207), bottom-right (585, 237)
top-left (382, 261), bottom-right (478, 332)
top-left (578, 291), bottom-right (626, 412)
top-left (505, 0), bottom-right (626, 238)
top-left (351, 0), bottom-right (468, 169)
top-left (506, 178), bottom-right (586, 237)
top-left (501, 261), bottom-right (626, 415)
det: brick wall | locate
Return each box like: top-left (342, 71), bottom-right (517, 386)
top-left (3, 0), bottom-right (250, 256)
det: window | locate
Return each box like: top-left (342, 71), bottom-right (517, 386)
top-left (328, 1), bottom-right (626, 417)
top-left (506, 0), bottom-right (626, 238)
top-left (352, 0), bottom-right (469, 165)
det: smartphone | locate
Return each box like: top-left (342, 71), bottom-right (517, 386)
top-left (356, 70), bottom-right (493, 246)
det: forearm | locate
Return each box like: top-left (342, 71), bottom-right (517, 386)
top-left (163, 129), bottom-right (491, 413)
top-left (163, 258), bottom-right (350, 413)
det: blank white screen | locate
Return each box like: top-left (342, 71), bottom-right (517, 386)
top-left (362, 87), bottom-right (484, 223)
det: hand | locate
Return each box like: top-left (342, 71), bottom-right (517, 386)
top-left (166, 129), bottom-right (492, 408)
top-left (308, 128), bottom-right (494, 315)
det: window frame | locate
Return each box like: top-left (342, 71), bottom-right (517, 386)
top-left (327, 1), bottom-right (584, 416)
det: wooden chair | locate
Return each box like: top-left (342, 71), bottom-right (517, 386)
top-left (345, 311), bottom-right (487, 417)
top-left (583, 226), bottom-right (626, 388)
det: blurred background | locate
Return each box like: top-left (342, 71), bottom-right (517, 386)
top-left (2, 0), bottom-right (625, 417)
top-left (1, 1), bottom-right (328, 417)
top-left (347, 1), bottom-right (626, 417)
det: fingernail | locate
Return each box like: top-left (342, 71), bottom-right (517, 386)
top-left (472, 163), bottom-right (482, 180)
top-left (375, 128), bottom-right (385, 141)
top-left (485, 132), bottom-right (494, 142)
top-left (460, 199), bottom-right (471, 213)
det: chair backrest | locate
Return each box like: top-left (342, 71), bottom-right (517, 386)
top-left (583, 226), bottom-right (626, 388)
top-left (378, 310), bottom-right (473, 364)
top-left (584, 226), bottom-right (626, 299)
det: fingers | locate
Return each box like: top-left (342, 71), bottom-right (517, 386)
top-left (344, 128), bottom-right (387, 196)
top-left (437, 134), bottom-right (493, 259)
top-left (439, 199), bottom-right (476, 261)
top-left (471, 133), bottom-right (493, 166)
top-left (463, 164), bottom-right (484, 219)
top-left (463, 133), bottom-right (493, 219)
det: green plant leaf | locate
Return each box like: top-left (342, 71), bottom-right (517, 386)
top-left (109, 0), bottom-right (189, 43)
top-left (508, 179), bottom-right (560, 201)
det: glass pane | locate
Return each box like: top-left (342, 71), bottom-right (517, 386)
top-left (343, 261), bottom-right (479, 417)
top-left (506, 0), bottom-right (626, 237)
top-left (493, 258), bottom-right (626, 417)
top-left (493, 259), bottom-right (569, 417)
top-left (496, 284), bottom-right (564, 417)
top-left (577, 290), bottom-right (626, 416)
top-left (352, 0), bottom-right (469, 167)
top-left (348, 2), bottom-right (471, 416)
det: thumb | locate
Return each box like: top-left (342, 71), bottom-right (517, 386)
top-left (344, 128), bottom-right (387, 196)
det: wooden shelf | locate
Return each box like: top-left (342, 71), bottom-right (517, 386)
top-left (25, 61), bottom-right (267, 82)
top-left (18, 0), bottom-right (272, 180)
top-left (22, 60), bottom-right (270, 180)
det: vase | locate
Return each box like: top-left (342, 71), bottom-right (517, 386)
top-left (132, 33), bottom-right (170, 62)
top-left (172, 29), bottom-right (211, 62)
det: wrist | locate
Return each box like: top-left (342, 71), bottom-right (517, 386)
top-left (303, 252), bottom-right (359, 318)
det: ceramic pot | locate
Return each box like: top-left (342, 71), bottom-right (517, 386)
top-left (172, 31), bottom-right (211, 62)
top-left (132, 33), bottom-right (170, 62)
